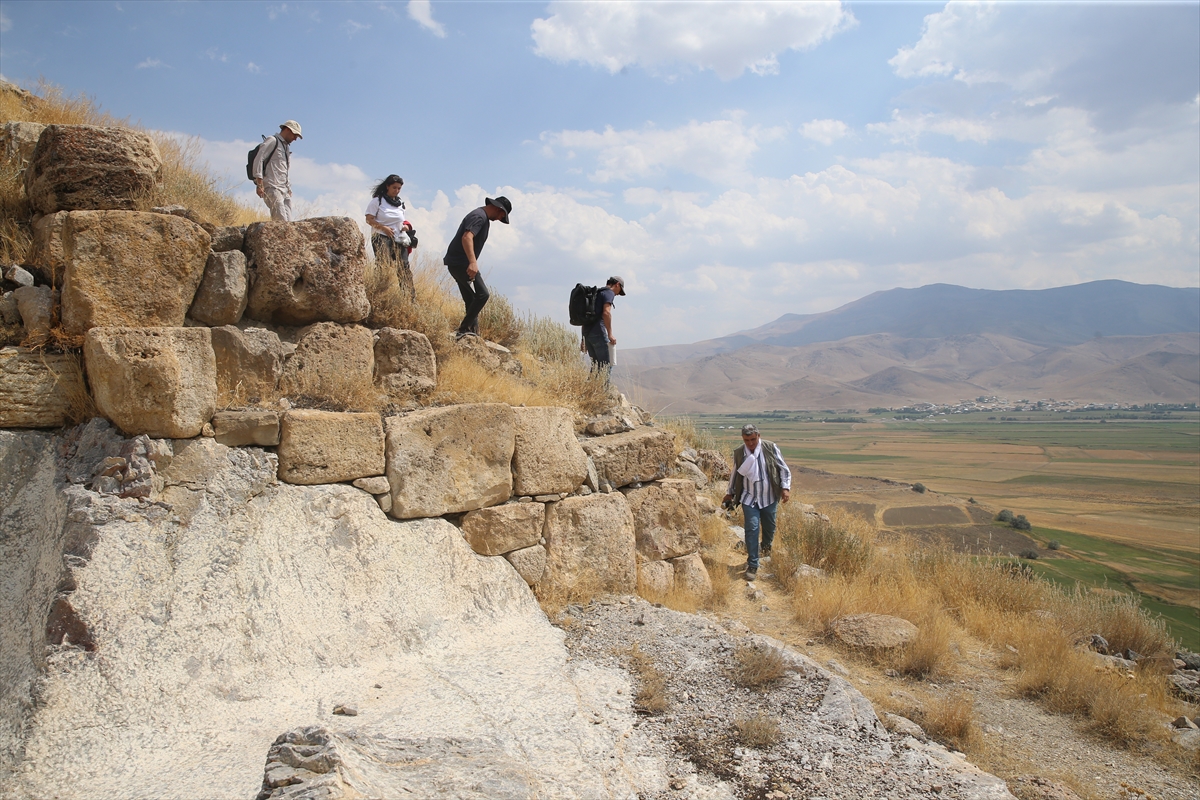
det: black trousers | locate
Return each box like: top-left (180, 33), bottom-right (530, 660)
top-left (446, 264), bottom-right (489, 335)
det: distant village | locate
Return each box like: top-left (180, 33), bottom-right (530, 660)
top-left (706, 398), bottom-right (1197, 425)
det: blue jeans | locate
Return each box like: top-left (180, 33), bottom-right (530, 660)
top-left (583, 325), bottom-right (611, 378)
top-left (743, 501), bottom-right (778, 570)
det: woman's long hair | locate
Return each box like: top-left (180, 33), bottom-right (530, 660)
top-left (372, 174), bottom-right (404, 204)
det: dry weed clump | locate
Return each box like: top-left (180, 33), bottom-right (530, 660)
top-left (657, 416), bottom-right (718, 456)
top-left (915, 691), bottom-right (977, 752)
top-left (777, 506), bottom-right (876, 578)
top-left (1048, 588), bottom-right (1174, 658)
top-left (628, 643), bottom-right (669, 714)
top-left (733, 712), bottom-right (782, 748)
top-left (888, 610), bottom-right (955, 679)
top-left (731, 643), bottom-right (788, 688)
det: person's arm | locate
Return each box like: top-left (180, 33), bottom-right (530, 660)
top-left (462, 230), bottom-right (477, 278)
top-left (723, 449), bottom-right (738, 505)
top-left (774, 444), bottom-right (792, 503)
top-left (252, 137), bottom-right (276, 198)
top-left (366, 200), bottom-right (393, 238)
top-left (602, 303), bottom-right (614, 345)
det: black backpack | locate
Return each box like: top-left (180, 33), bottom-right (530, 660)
top-left (245, 134), bottom-right (281, 181)
top-left (569, 283), bottom-right (602, 326)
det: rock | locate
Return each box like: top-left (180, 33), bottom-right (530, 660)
top-left (27, 211), bottom-right (68, 285)
top-left (4, 264), bottom-right (34, 287)
top-left (826, 659), bottom-right (850, 677)
top-left (584, 455), bottom-right (600, 493)
top-left (793, 564), bottom-right (828, 580)
top-left (675, 459), bottom-right (708, 489)
top-left (1177, 650), bottom-right (1200, 670)
top-left (0, 347), bottom-right (86, 428)
top-left (209, 225), bottom-right (245, 253)
top-left (512, 406), bottom-right (589, 496)
top-left (637, 560), bottom-right (674, 599)
top-left (13, 284), bottom-right (55, 342)
top-left (622, 478), bottom-right (700, 562)
top-left (211, 325), bottom-right (291, 402)
top-left (0, 120), bottom-right (46, 168)
top-left (670, 553), bottom-right (712, 601)
top-left (84, 327), bottom-right (217, 438)
top-left (1007, 775), bottom-right (1084, 800)
top-left (818, 675), bottom-right (886, 737)
top-left (211, 410), bottom-right (281, 447)
top-left (831, 613), bottom-right (919, 650)
top-left (188, 250), bottom-right (248, 326)
top-left (1171, 715), bottom-right (1198, 729)
top-left (452, 334), bottom-right (524, 376)
top-left (331, 704), bottom-right (357, 717)
top-left (505, 544), bottom-right (547, 586)
top-left (373, 327), bottom-right (436, 394)
top-left (244, 217), bottom-right (370, 325)
top-left (461, 502), bottom-right (545, 556)
top-left (351, 476), bottom-right (390, 495)
top-left (580, 427), bottom-right (676, 490)
top-left (885, 713), bottom-right (926, 740)
top-left (150, 204), bottom-right (205, 226)
top-left (1086, 633), bottom-right (1109, 655)
top-left (24, 124), bottom-right (163, 214)
top-left (542, 492), bottom-right (636, 595)
top-left (277, 410), bottom-right (385, 485)
top-left (0, 291), bottom-right (19, 325)
top-left (585, 413), bottom-right (635, 436)
top-left (696, 449), bottom-right (731, 481)
top-left (679, 447), bottom-right (698, 463)
top-left (280, 322), bottom-right (374, 405)
top-left (376, 492), bottom-right (392, 513)
top-left (385, 403), bottom-right (515, 519)
top-left (59, 210), bottom-right (211, 335)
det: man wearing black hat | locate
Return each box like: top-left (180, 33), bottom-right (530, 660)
top-left (443, 196), bottom-right (512, 339)
top-left (581, 276), bottom-right (625, 375)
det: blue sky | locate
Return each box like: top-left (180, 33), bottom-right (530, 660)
top-left (2, 1), bottom-right (1197, 348)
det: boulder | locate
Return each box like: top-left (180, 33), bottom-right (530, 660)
top-left (24, 124), bottom-right (163, 214)
top-left (244, 217), bottom-right (370, 325)
top-left (831, 613), bottom-right (919, 650)
top-left (0, 346), bottom-right (85, 428)
top-left (59, 210), bottom-right (211, 335)
top-left (580, 427), bottom-right (675, 489)
top-left (27, 211), bottom-right (67, 285)
top-left (277, 410), bottom-right (385, 485)
top-left (637, 560), bottom-right (674, 599)
top-left (585, 413), bottom-right (636, 436)
top-left (670, 553), bottom-right (712, 601)
top-left (83, 327), bottom-right (217, 438)
top-left (505, 544), bottom-right (547, 586)
top-left (13, 284), bottom-right (56, 342)
top-left (373, 327), bottom-right (436, 394)
top-left (211, 325), bottom-right (291, 402)
top-left (209, 225), bottom-right (245, 253)
top-left (676, 459), bottom-right (708, 489)
top-left (621, 478), bottom-right (700, 561)
top-left (385, 403), bottom-right (515, 519)
top-left (0, 120), bottom-right (46, 168)
top-left (211, 410), bottom-right (281, 447)
top-left (188, 250), bottom-right (248, 326)
top-left (280, 322), bottom-right (375, 405)
top-left (512, 406), bottom-right (589, 496)
top-left (696, 448), bottom-right (731, 481)
top-left (461, 502), bottom-right (545, 556)
top-left (542, 492), bottom-right (636, 594)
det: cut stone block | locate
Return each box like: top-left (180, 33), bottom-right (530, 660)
top-left (580, 427), bottom-right (676, 490)
top-left (281, 322), bottom-right (374, 405)
top-left (373, 327), bottom-right (436, 394)
top-left (24, 124), bottom-right (163, 214)
top-left (462, 502), bottom-right (546, 556)
top-left (0, 346), bottom-right (85, 428)
top-left (542, 492), bottom-right (636, 595)
top-left (636, 560), bottom-right (674, 600)
top-left (189, 250), bottom-right (248, 326)
top-left (27, 211), bottom-right (67, 285)
top-left (622, 478), bottom-right (700, 562)
top-left (670, 553), bottom-right (712, 601)
top-left (505, 545), bottom-right (547, 587)
top-left (211, 325), bottom-right (291, 403)
top-left (211, 410), bottom-right (281, 447)
top-left (277, 410), bottom-right (385, 485)
top-left (512, 406), bottom-right (589, 497)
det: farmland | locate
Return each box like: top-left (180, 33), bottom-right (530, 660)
top-left (689, 411), bottom-right (1200, 650)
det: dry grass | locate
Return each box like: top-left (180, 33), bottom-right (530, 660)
top-left (534, 571), bottom-right (607, 620)
top-left (916, 691), bottom-right (977, 752)
top-left (628, 643), bottom-right (669, 714)
top-left (657, 415), bottom-right (718, 456)
top-left (775, 507), bottom-right (876, 580)
top-left (731, 643), bottom-right (788, 688)
top-left (733, 712), bottom-right (782, 748)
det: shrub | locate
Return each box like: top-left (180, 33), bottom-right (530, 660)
top-left (776, 507), bottom-right (875, 578)
top-left (628, 644), bottom-right (668, 714)
top-left (996, 510), bottom-right (1014, 523)
top-left (912, 482), bottom-right (926, 494)
top-left (1047, 540), bottom-right (1061, 551)
top-left (731, 644), bottom-right (788, 688)
top-left (1019, 548), bottom-right (1039, 560)
top-left (914, 692), bottom-right (976, 751)
top-left (733, 712), bottom-right (781, 748)
top-left (1011, 514), bottom-right (1032, 531)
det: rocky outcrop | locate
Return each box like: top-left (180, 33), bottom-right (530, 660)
top-left (542, 492), bottom-right (636, 594)
top-left (24, 124), bottom-right (163, 214)
top-left (0, 348), bottom-right (84, 428)
top-left (280, 322), bottom-right (374, 405)
top-left (372, 327), bottom-right (436, 395)
top-left (276, 410), bottom-right (384, 485)
top-left (512, 406), bottom-right (588, 496)
top-left (461, 502), bottom-right (545, 557)
top-left (189, 250), bottom-right (248, 327)
top-left (384, 403), bottom-right (515, 519)
top-left (83, 327), bottom-right (216, 438)
top-left (622, 478), bottom-right (700, 562)
top-left (60, 210), bottom-right (211, 335)
top-left (580, 427), bottom-right (675, 489)
top-left (244, 218), bottom-right (370, 326)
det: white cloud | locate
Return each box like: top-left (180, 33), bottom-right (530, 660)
top-left (205, 47), bottom-right (229, 63)
top-left (247, 62), bottom-right (262, 73)
top-left (540, 115), bottom-right (786, 184)
top-left (136, 58), bottom-right (166, 70)
top-left (867, 109), bottom-right (993, 144)
top-left (531, 0), bottom-right (853, 80)
top-left (890, 1), bottom-right (1005, 83)
top-left (799, 119), bottom-right (848, 145)
top-left (0, 11), bottom-right (12, 33)
top-left (341, 19), bottom-right (369, 37)
top-left (407, 0), bottom-right (445, 38)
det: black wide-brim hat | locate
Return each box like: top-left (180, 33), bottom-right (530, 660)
top-left (485, 196), bottom-right (512, 224)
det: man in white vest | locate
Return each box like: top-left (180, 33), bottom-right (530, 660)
top-left (722, 424), bottom-right (792, 581)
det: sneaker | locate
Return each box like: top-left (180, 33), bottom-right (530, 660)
top-left (744, 568), bottom-right (758, 581)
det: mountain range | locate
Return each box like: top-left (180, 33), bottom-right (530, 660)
top-left (616, 281), bottom-right (1200, 413)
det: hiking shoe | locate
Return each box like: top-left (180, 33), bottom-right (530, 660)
top-left (744, 568), bottom-right (758, 581)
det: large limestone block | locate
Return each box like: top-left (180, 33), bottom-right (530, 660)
top-left (542, 493), bottom-right (636, 594)
top-left (670, 553), bottom-right (712, 601)
top-left (831, 613), bottom-right (919, 650)
top-left (580, 427), bottom-right (676, 490)
top-left (209, 225), bottom-right (245, 253)
top-left (211, 410), bottom-right (281, 447)
top-left (188, 250), bottom-right (248, 326)
top-left (27, 211), bottom-right (67, 284)
top-left (211, 325), bottom-right (291, 401)
top-left (385, 403), bottom-right (515, 519)
top-left (0, 120), bottom-right (46, 168)
top-left (60, 210), bottom-right (211, 335)
top-left (277, 410), bottom-right (384, 485)
top-left (0, 347), bottom-right (85, 428)
top-left (622, 478), bottom-right (700, 562)
top-left (636, 560), bottom-right (674, 600)
top-left (373, 327), bottom-right (436, 394)
top-left (244, 217), bottom-right (370, 325)
top-left (512, 406), bottom-right (589, 497)
top-left (83, 327), bottom-right (217, 438)
top-left (461, 502), bottom-right (545, 556)
top-left (24, 124), bottom-right (163, 214)
top-left (13, 285), bottom-right (56, 343)
top-left (505, 544), bottom-right (547, 586)
top-left (281, 322), bottom-right (374, 404)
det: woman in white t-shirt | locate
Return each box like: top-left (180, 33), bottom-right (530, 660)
top-left (365, 174), bottom-right (416, 297)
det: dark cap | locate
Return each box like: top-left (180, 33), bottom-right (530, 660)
top-left (485, 196), bottom-right (512, 224)
top-left (607, 276), bottom-right (627, 295)
top-left (741, 424), bottom-right (759, 436)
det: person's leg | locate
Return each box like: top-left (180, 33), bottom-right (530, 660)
top-left (371, 233), bottom-right (395, 262)
top-left (447, 265), bottom-right (477, 334)
top-left (759, 501), bottom-right (779, 556)
top-left (742, 503), bottom-right (762, 573)
top-left (264, 187), bottom-right (287, 221)
top-left (281, 193), bottom-right (293, 222)
top-left (584, 326), bottom-right (611, 378)
top-left (462, 269), bottom-right (490, 334)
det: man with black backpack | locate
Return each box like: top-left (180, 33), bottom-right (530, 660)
top-left (578, 276), bottom-right (625, 376)
top-left (250, 120), bottom-right (302, 221)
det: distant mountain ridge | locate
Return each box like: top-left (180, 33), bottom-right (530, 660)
top-left (616, 281), bottom-right (1200, 412)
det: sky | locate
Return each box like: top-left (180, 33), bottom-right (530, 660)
top-left (1, 0), bottom-right (1197, 349)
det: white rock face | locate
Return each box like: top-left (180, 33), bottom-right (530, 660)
top-left (0, 429), bottom-right (657, 800)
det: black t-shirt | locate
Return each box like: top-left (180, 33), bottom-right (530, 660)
top-left (583, 287), bottom-right (616, 334)
top-left (443, 207), bottom-right (490, 268)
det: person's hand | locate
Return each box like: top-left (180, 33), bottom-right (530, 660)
top-left (781, 489), bottom-right (791, 504)
top-left (580, 339), bottom-right (586, 352)
top-left (722, 493), bottom-right (733, 505)
top-left (608, 336), bottom-right (616, 345)
top-left (466, 264), bottom-right (478, 280)
top-left (255, 182), bottom-right (265, 198)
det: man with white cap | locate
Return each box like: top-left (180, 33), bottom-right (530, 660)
top-left (723, 424), bottom-right (792, 581)
top-left (252, 120), bottom-right (302, 221)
